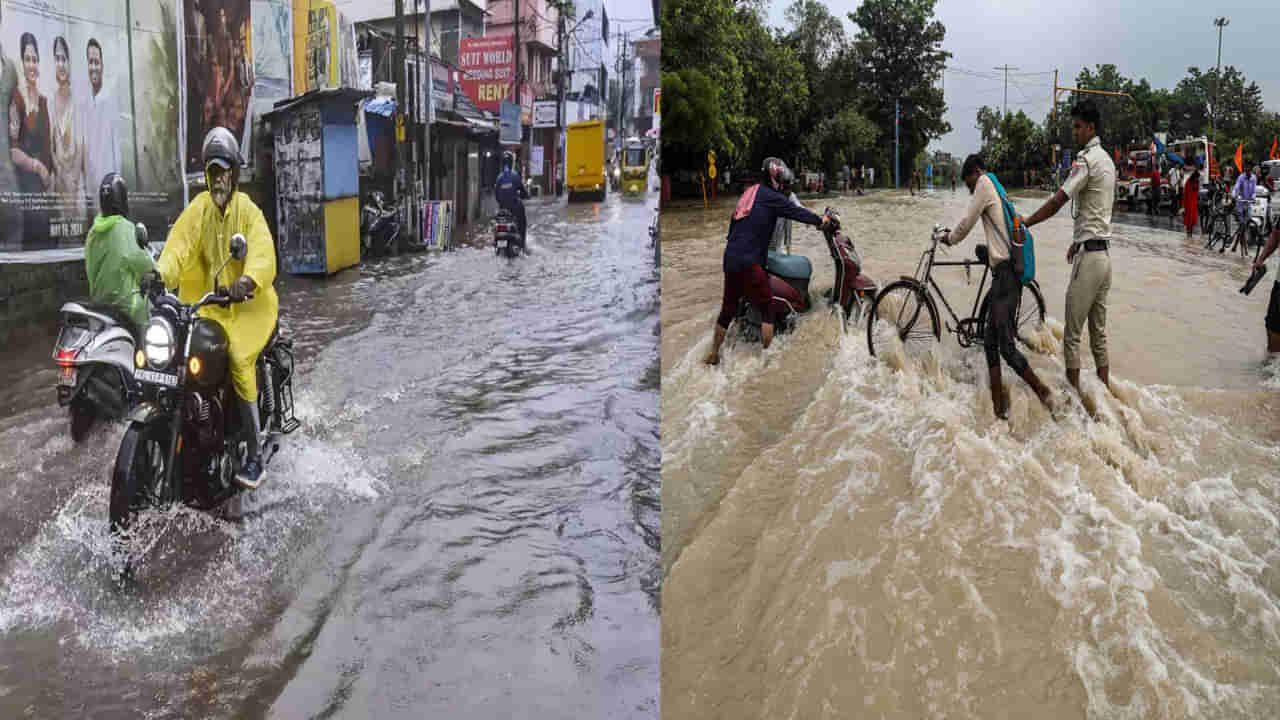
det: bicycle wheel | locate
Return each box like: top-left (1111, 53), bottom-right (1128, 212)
top-left (977, 281), bottom-right (1048, 349)
top-left (867, 280), bottom-right (940, 358)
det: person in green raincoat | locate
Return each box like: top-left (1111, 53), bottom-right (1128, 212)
top-left (151, 127), bottom-right (278, 490)
top-left (85, 172), bottom-right (153, 335)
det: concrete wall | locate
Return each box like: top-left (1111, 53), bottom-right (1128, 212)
top-left (0, 261), bottom-right (87, 345)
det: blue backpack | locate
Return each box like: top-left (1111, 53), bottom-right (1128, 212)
top-left (986, 172), bottom-right (1035, 285)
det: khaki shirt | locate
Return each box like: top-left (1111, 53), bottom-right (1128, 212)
top-left (1061, 136), bottom-right (1115, 242)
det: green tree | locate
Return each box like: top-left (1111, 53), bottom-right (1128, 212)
top-left (847, 0), bottom-right (952, 187)
top-left (661, 0), bottom-right (747, 159)
top-left (734, 3), bottom-right (809, 169)
top-left (661, 69), bottom-right (728, 172)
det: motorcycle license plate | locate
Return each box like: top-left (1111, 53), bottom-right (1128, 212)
top-left (135, 368), bottom-right (178, 387)
top-left (59, 366), bottom-right (76, 386)
top-left (496, 239), bottom-right (507, 249)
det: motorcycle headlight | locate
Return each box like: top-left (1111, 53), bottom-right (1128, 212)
top-left (144, 317), bottom-right (175, 369)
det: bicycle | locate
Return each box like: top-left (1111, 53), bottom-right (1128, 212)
top-left (867, 224), bottom-right (1047, 359)
top-left (1213, 199), bottom-right (1263, 259)
top-left (1204, 193), bottom-right (1236, 252)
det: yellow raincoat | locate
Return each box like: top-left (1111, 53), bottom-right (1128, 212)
top-left (157, 191), bottom-right (278, 403)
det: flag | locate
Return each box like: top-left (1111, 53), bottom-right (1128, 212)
top-left (1234, 143), bottom-right (1243, 173)
top-left (1271, 137), bottom-right (1278, 160)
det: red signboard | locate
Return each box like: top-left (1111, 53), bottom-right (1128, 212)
top-left (459, 35), bottom-right (517, 113)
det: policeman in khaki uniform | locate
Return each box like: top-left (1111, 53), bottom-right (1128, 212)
top-left (1023, 100), bottom-right (1117, 395)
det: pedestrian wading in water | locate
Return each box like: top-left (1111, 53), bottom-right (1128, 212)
top-left (704, 157), bottom-right (831, 365)
top-left (942, 155), bottom-right (1054, 419)
top-left (1022, 99), bottom-right (1117, 397)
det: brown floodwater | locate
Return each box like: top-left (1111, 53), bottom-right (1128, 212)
top-left (661, 187), bottom-right (1280, 719)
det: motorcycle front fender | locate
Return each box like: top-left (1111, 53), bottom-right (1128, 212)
top-left (126, 401), bottom-right (170, 428)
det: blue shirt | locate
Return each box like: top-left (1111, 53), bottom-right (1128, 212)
top-left (495, 169), bottom-right (526, 210)
top-left (1233, 173), bottom-right (1257, 201)
top-left (723, 184), bottom-right (823, 273)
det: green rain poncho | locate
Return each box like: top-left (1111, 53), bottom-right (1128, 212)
top-left (84, 213), bottom-right (155, 331)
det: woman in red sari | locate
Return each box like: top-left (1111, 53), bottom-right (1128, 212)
top-left (1183, 162), bottom-right (1200, 239)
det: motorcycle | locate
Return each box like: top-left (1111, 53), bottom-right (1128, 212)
top-left (494, 208), bottom-right (524, 258)
top-left (52, 222), bottom-right (152, 441)
top-left (111, 233), bottom-right (299, 546)
top-left (361, 191), bottom-right (402, 258)
top-left (736, 206), bottom-right (879, 341)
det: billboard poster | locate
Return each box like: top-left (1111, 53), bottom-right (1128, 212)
top-left (499, 100), bottom-right (519, 145)
top-left (292, 0), bottom-right (335, 95)
top-left (457, 35), bottom-right (513, 114)
top-left (245, 0), bottom-right (292, 170)
top-left (0, 0), bottom-right (180, 250)
top-left (337, 11), bottom-right (355, 89)
top-left (183, 0), bottom-right (253, 175)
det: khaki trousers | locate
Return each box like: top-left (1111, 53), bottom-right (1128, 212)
top-left (1064, 248), bottom-right (1111, 370)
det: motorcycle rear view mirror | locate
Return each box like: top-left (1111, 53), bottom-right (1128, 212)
top-left (230, 233), bottom-right (248, 260)
top-left (135, 222), bottom-right (149, 249)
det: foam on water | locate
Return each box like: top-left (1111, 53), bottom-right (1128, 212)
top-left (0, 409), bottom-right (383, 662)
top-left (664, 296), bottom-right (1280, 718)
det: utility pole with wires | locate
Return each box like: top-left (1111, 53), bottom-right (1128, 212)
top-left (394, 0), bottom-right (406, 202)
top-left (555, 0), bottom-right (565, 197)
top-left (994, 64), bottom-right (1019, 116)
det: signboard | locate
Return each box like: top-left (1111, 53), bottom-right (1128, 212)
top-left (458, 35), bottom-right (516, 114)
top-left (533, 100), bottom-right (558, 128)
top-left (654, 87), bottom-right (660, 116)
top-left (500, 101), bottom-right (521, 145)
top-left (531, 146), bottom-right (544, 176)
top-left (430, 57), bottom-right (454, 120)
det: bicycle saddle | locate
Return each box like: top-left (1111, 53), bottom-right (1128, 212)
top-left (975, 244), bottom-right (989, 265)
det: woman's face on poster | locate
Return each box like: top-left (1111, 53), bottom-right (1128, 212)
top-left (22, 44), bottom-right (38, 87)
top-left (54, 45), bottom-right (69, 86)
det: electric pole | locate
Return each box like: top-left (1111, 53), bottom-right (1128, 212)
top-left (394, 0), bottom-right (406, 201)
top-left (555, 1), bottom-right (566, 197)
top-left (894, 98), bottom-right (899, 189)
top-left (994, 64), bottom-right (1019, 117)
top-left (430, 0), bottom-right (435, 199)
top-left (514, 0), bottom-right (522, 171)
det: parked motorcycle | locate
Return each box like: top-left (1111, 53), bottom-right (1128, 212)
top-left (494, 209), bottom-right (524, 258)
top-left (52, 222), bottom-right (152, 441)
top-left (361, 191), bottom-right (402, 258)
top-left (111, 233), bottom-right (299, 548)
top-left (736, 206), bottom-right (878, 341)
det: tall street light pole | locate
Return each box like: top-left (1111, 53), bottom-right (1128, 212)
top-left (1212, 16), bottom-right (1228, 165)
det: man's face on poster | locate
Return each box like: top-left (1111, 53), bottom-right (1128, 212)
top-left (87, 45), bottom-right (103, 94)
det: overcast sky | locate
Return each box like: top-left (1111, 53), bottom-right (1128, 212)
top-left (764, 0), bottom-right (1280, 160)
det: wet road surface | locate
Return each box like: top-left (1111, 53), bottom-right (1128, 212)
top-left (662, 187), bottom-right (1280, 719)
top-left (0, 194), bottom-right (660, 718)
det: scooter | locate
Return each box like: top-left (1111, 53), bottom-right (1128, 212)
top-left (51, 222), bottom-right (152, 441)
top-left (735, 205), bottom-right (878, 341)
top-left (361, 191), bottom-right (402, 258)
top-left (494, 208), bottom-right (524, 258)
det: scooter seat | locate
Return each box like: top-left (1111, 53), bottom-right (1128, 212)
top-left (766, 251), bottom-right (812, 280)
top-left (64, 299), bottom-right (141, 341)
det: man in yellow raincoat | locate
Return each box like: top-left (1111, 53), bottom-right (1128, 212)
top-left (154, 126), bottom-right (277, 489)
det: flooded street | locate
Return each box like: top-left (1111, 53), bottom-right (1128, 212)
top-left (0, 195), bottom-right (660, 718)
top-left (662, 188), bottom-right (1280, 719)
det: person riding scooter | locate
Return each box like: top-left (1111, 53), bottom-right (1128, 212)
top-left (704, 157), bottom-right (832, 365)
top-left (495, 152), bottom-right (529, 244)
top-left (85, 172), bottom-right (154, 337)
top-left (145, 126), bottom-right (279, 490)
